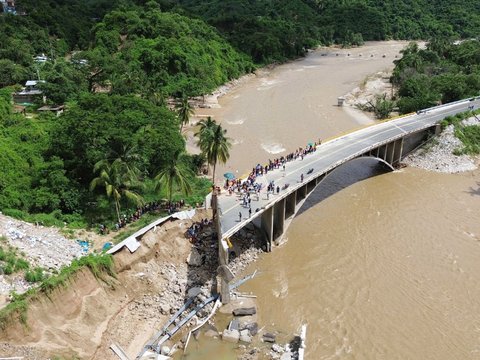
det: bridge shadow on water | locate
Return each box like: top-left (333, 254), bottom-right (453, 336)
top-left (296, 157), bottom-right (393, 217)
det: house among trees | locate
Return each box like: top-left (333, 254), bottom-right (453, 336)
top-left (0, 0), bottom-right (16, 14)
top-left (13, 80), bottom-right (45, 104)
top-left (33, 54), bottom-right (49, 63)
top-left (37, 104), bottom-right (65, 117)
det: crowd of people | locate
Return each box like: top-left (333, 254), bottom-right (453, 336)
top-left (98, 199), bottom-right (187, 234)
top-left (224, 141), bottom-right (322, 222)
top-left (225, 141), bottom-right (321, 196)
top-left (185, 218), bottom-right (213, 243)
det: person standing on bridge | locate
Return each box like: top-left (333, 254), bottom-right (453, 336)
top-left (301, 173), bottom-right (304, 182)
top-left (239, 211), bottom-right (242, 222)
top-left (248, 207), bottom-right (252, 218)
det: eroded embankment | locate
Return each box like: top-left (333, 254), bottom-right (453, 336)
top-left (0, 208), bottom-right (265, 360)
top-left (0, 211), bottom-right (201, 359)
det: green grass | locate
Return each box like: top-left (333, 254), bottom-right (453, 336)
top-left (112, 212), bottom-right (164, 244)
top-left (441, 109), bottom-right (480, 155)
top-left (1, 209), bottom-right (87, 229)
top-left (25, 267), bottom-right (45, 283)
top-left (0, 291), bottom-right (30, 330)
top-left (0, 245), bottom-right (31, 275)
top-left (40, 254), bottom-right (115, 293)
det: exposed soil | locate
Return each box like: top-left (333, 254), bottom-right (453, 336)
top-left (0, 210), bottom-right (207, 359)
top-left (0, 208), bottom-right (265, 360)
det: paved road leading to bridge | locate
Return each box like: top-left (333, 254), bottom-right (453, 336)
top-left (217, 97), bottom-right (480, 240)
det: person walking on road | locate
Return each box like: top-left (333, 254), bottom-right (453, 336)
top-left (301, 173), bottom-right (304, 182)
top-left (239, 211), bottom-right (242, 222)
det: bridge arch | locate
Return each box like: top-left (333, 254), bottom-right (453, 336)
top-left (218, 95), bottom-right (480, 264)
top-left (294, 156), bottom-right (394, 218)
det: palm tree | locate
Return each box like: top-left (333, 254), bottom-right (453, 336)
top-left (194, 116), bottom-right (216, 154)
top-left (90, 158), bottom-right (144, 223)
top-left (154, 151), bottom-right (193, 202)
top-left (195, 118), bottom-right (231, 184)
top-left (176, 95), bottom-right (194, 132)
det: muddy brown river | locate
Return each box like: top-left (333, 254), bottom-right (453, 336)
top-left (183, 42), bottom-right (480, 359)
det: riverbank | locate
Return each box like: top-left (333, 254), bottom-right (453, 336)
top-left (402, 115), bottom-right (480, 173)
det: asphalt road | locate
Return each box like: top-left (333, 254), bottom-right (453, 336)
top-left (217, 97), bottom-right (480, 240)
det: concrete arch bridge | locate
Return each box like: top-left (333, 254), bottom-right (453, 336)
top-left (214, 97), bottom-right (480, 265)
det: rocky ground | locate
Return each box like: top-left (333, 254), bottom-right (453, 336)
top-left (402, 116), bottom-right (480, 173)
top-left (0, 213), bottom-right (85, 301)
top-left (342, 70), bottom-right (394, 110)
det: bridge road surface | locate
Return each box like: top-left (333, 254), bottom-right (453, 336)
top-left (217, 97), bottom-right (480, 241)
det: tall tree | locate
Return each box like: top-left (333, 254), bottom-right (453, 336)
top-left (176, 95), bottom-right (194, 132)
top-left (154, 150), bottom-right (193, 202)
top-left (89, 158), bottom-right (144, 223)
top-left (195, 118), bottom-right (231, 184)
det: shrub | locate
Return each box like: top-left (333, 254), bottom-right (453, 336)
top-left (14, 258), bottom-right (30, 271)
top-left (3, 264), bottom-right (13, 275)
top-left (25, 267), bottom-right (44, 283)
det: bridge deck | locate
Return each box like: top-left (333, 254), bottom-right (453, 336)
top-left (217, 98), bottom-right (480, 241)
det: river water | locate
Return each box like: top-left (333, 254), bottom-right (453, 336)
top-left (186, 42), bottom-right (480, 359)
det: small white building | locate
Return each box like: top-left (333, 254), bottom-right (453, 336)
top-left (13, 80), bottom-right (45, 104)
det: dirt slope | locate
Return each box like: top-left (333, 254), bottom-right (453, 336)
top-left (0, 211), bottom-right (209, 360)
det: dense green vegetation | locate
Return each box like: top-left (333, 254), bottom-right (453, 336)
top-left (1, 0), bottom-right (480, 230)
top-left (177, 0), bottom-right (480, 63)
top-left (392, 40), bottom-right (480, 114)
top-left (441, 109), bottom-right (480, 155)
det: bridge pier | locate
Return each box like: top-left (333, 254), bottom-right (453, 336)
top-left (386, 141), bottom-right (396, 165)
top-left (392, 138), bottom-right (404, 166)
top-left (285, 191), bottom-right (296, 218)
top-left (378, 144), bottom-right (388, 161)
top-left (261, 206), bottom-right (274, 252)
top-left (273, 199), bottom-right (286, 244)
top-left (306, 179), bottom-right (316, 194)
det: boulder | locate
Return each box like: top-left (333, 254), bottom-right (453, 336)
top-left (263, 332), bottom-right (276, 343)
top-left (222, 329), bottom-right (240, 343)
top-left (243, 322), bottom-right (258, 336)
top-left (232, 307), bottom-right (256, 316)
top-left (239, 329), bottom-right (252, 343)
top-left (271, 343), bottom-right (284, 353)
top-left (161, 346), bottom-right (171, 355)
top-left (187, 287), bottom-right (202, 298)
top-left (187, 248), bottom-right (203, 266)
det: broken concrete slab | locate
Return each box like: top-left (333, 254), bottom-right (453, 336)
top-left (228, 318), bottom-right (240, 331)
top-left (233, 307), bottom-right (256, 316)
